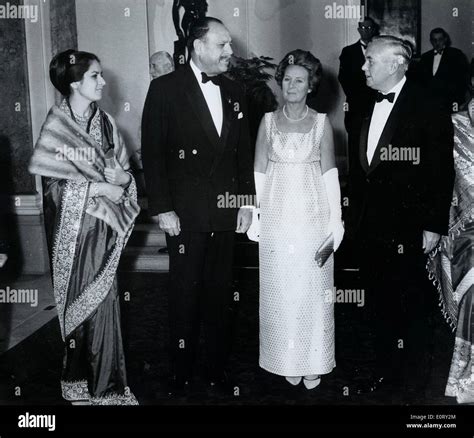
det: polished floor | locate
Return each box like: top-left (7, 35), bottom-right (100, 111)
top-left (0, 263), bottom-right (457, 406)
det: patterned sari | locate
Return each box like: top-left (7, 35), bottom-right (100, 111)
top-left (427, 111), bottom-right (474, 404)
top-left (29, 100), bottom-right (140, 404)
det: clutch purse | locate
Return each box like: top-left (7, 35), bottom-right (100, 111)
top-left (315, 233), bottom-right (334, 267)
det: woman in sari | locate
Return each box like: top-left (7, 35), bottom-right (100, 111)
top-left (29, 50), bottom-right (140, 405)
top-left (427, 90), bottom-right (473, 404)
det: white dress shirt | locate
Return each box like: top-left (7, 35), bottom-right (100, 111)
top-left (432, 51), bottom-right (443, 76)
top-left (367, 76), bottom-right (407, 164)
top-left (360, 40), bottom-right (367, 55)
top-left (190, 59), bottom-right (223, 136)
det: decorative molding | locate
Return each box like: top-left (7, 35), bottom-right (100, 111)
top-left (24, 0), bottom-right (55, 199)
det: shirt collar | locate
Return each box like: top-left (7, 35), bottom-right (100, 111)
top-left (190, 59), bottom-right (203, 84)
top-left (385, 76), bottom-right (407, 102)
top-left (190, 59), bottom-right (219, 87)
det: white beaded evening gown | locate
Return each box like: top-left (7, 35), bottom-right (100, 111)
top-left (259, 111), bottom-right (335, 377)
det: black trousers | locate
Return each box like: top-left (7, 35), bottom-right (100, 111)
top-left (166, 231), bottom-right (235, 380)
top-left (359, 231), bottom-right (436, 390)
top-left (344, 112), bottom-right (360, 181)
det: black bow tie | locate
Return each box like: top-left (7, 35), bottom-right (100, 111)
top-left (376, 92), bottom-right (395, 103)
top-left (201, 72), bottom-right (222, 86)
top-left (434, 50), bottom-right (444, 55)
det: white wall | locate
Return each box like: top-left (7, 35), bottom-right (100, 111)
top-left (75, 0), bottom-right (150, 158)
top-left (147, 0), bottom-right (176, 56)
top-left (74, 0), bottom-right (472, 172)
top-left (244, 0), bottom-right (359, 165)
top-left (146, 0), bottom-right (362, 169)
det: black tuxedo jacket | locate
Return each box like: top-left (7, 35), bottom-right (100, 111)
top-left (352, 81), bottom-right (454, 246)
top-left (417, 47), bottom-right (469, 111)
top-left (338, 41), bottom-right (377, 116)
top-left (141, 64), bottom-right (255, 232)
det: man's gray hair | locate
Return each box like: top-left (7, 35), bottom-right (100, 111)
top-left (371, 35), bottom-right (413, 67)
top-left (150, 51), bottom-right (174, 66)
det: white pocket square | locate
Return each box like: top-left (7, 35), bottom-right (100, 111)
top-left (238, 112), bottom-right (244, 119)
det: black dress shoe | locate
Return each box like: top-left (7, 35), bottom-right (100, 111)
top-left (166, 375), bottom-right (190, 396)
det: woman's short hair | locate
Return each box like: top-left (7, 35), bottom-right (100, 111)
top-left (275, 50), bottom-right (322, 92)
top-left (49, 49), bottom-right (100, 96)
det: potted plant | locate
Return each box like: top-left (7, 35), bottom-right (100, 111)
top-left (226, 55), bottom-right (279, 146)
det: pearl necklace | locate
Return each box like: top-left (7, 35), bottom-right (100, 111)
top-left (72, 109), bottom-right (91, 121)
top-left (283, 104), bottom-right (309, 122)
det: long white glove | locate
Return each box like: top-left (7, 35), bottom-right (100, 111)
top-left (254, 171), bottom-right (266, 207)
top-left (247, 171), bottom-right (266, 242)
top-left (323, 167), bottom-right (344, 251)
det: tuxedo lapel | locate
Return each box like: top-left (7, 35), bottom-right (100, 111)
top-left (427, 50), bottom-right (436, 77)
top-left (219, 86), bottom-right (232, 149)
top-left (435, 48), bottom-right (451, 77)
top-left (359, 105), bottom-right (373, 174)
top-left (183, 65), bottom-right (221, 152)
top-left (367, 83), bottom-right (410, 174)
top-left (208, 83), bottom-right (234, 175)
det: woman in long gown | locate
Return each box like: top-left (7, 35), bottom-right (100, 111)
top-left (29, 50), bottom-right (140, 405)
top-left (251, 50), bottom-right (344, 389)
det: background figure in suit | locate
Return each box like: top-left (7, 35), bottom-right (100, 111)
top-left (338, 17), bottom-right (378, 198)
top-left (352, 36), bottom-right (454, 400)
top-left (149, 51), bottom-right (175, 80)
top-left (416, 28), bottom-right (469, 113)
top-left (141, 17), bottom-right (255, 394)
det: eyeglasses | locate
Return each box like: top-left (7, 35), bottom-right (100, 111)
top-left (359, 25), bottom-right (374, 30)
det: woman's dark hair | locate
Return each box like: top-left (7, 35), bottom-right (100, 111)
top-left (49, 49), bottom-right (100, 96)
top-left (275, 50), bottom-right (322, 92)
